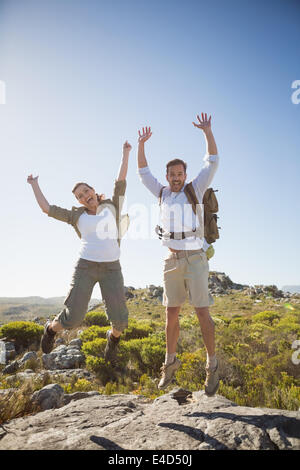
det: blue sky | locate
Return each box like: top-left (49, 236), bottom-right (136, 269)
top-left (0, 0), bottom-right (299, 297)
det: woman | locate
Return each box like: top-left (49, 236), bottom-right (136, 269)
top-left (27, 141), bottom-right (132, 365)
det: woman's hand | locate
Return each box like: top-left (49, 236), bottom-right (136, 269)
top-left (27, 174), bottom-right (39, 185)
top-left (192, 113), bottom-right (212, 133)
top-left (117, 141), bottom-right (131, 181)
top-left (138, 126), bottom-right (152, 144)
top-left (123, 140), bottom-right (132, 154)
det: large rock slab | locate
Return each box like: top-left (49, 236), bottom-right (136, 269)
top-left (0, 390), bottom-right (299, 450)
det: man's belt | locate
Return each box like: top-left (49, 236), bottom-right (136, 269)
top-left (167, 249), bottom-right (204, 259)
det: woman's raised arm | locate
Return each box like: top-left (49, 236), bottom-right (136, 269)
top-left (116, 141), bottom-right (132, 181)
top-left (27, 175), bottom-right (50, 214)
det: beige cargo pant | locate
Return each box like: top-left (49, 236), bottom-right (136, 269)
top-left (55, 258), bottom-right (129, 332)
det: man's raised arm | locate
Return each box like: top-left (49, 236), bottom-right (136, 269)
top-left (137, 126), bottom-right (152, 168)
top-left (137, 126), bottom-right (163, 198)
top-left (193, 113), bottom-right (218, 156)
top-left (192, 113), bottom-right (219, 194)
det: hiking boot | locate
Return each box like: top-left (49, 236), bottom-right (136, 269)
top-left (41, 320), bottom-right (56, 354)
top-left (104, 330), bottom-right (120, 365)
top-left (204, 360), bottom-right (219, 397)
top-left (158, 357), bottom-right (181, 390)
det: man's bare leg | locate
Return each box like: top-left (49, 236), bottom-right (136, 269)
top-left (165, 306), bottom-right (181, 358)
top-left (158, 306), bottom-right (181, 389)
top-left (195, 306), bottom-right (216, 366)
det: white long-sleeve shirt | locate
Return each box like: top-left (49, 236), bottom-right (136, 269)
top-left (138, 154), bottom-right (219, 250)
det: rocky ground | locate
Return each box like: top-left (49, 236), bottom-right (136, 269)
top-left (0, 388), bottom-right (299, 450)
top-left (1, 273), bottom-right (299, 450)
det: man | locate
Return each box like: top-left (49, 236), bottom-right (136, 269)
top-left (137, 114), bottom-right (220, 396)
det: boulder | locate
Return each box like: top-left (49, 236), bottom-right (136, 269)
top-left (19, 351), bottom-right (38, 365)
top-left (55, 338), bottom-right (66, 346)
top-left (124, 287), bottom-right (134, 299)
top-left (68, 338), bottom-right (82, 350)
top-left (0, 340), bottom-right (16, 363)
top-left (208, 272), bottom-right (247, 295)
top-left (31, 384), bottom-right (65, 411)
top-left (42, 344), bottom-right (85, 370)
top-left (146, 285), bottom-right (163, 299)
top-left (2, 360), bottom-right (20, 374)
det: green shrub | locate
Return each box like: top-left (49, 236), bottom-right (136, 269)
top-left (122, 319), bottom-right (154, 341)
top-left (84, 310), bottom-right (110, 327)
top-left (252, 311), bottom-right (280, 325)
top-left (80, 319), bottom-right (155, 345)
top-left (0, 383), bottom-right (40, 424)
top-left (276, 314), bottom-right (300, 334)
top-left (82, 338), bottom-right (130, 383)
top-left (132, 373), bottom-right (164, 399)
top-left (63, 378), bottom-right (100, 394)
top-left (176, 350), bottom-right (206, 391)
top-left (0, 321), bottom-right (44, 350)
top-left (125, 333), bottom-right (165, 375)
top-left (104, 378), bottom-right (134, 395)
top-left (80, 325), bottom-right (109, 343)
top-left (82, 338), bottom-right (107, 357)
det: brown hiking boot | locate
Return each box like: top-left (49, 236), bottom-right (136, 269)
top-left (204, 360), bottom-right (220, 396)
top-left (158, 357), bottom-right (181, 389)
top-left (41, 320), bottom-right (56, 354)
top-left (104, 330), bottom-right (120, 365)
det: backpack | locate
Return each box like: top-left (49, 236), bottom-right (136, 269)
top-left (157, 184), bottom-right (220, 243)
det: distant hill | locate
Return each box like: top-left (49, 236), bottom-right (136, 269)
top-left (0, 297), bottom-right (101, 324)
top-left (0, 297), bottom-right (100, 305)
top-left (282, 285), bottom-right (300, 294)
top-left (0, 297), bottom-right (66, 305)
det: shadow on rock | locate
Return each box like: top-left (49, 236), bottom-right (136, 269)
top-left (183, 411), bottom-right (300, 448)
top-left (158, 422), bottom-right (228, 450)
top-left (90, 435), bottom-right (124, 450)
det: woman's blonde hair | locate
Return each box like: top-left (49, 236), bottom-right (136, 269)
top-left (72, 182), bottom-right (105, 203)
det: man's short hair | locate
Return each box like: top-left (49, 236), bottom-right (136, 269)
top-left (166, 158), bottom-right (187, 174)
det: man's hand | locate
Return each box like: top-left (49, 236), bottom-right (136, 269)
top-left (138, 126), bottom-right (152, 144)
top-left (123, 140), bottom-right (132, 154)
top-left (193, 113), bottom-right (217, 155)
top-left (27, 174), bottom-right (39, 185)
top-left (192, 113), bottom-right (212, 133)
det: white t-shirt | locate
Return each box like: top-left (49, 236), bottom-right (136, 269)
top-left (76, 207), bottom-right (120, 262)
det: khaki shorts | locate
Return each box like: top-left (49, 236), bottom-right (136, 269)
top-left (162, 249), bottom-right (214, 308)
